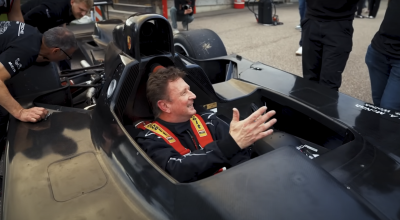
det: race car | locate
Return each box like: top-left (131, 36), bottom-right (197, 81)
top-left (2, 13), bottom-right (400, 220)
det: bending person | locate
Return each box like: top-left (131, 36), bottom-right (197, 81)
top-left (22, 0), bottom-right (93, 33)
top-left (366, 0), bottom-right (400, 111)
top-left (136, 67), bottom-right (277, 183)
top-left (0, 22), bottom-right (77, 146)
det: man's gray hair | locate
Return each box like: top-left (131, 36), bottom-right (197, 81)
top-left (43, 27), bottom-right (77, 51)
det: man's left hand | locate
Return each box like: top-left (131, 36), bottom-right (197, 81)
top-left (184, 8), bottom-right (193, 14)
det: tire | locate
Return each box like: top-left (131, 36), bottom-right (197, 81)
top-left (173, 29), bottom-right (227, 59)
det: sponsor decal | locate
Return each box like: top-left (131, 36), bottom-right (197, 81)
top-left (127, 36), bottom-right (132, 50)
top-left (191, 115), bottom-right (208, 137)
top-left (203, 102), bottom-right (217, 110)
top-left (0, 21), bottom-right (11, 35)
top-left (8, 62), bottom-right (15, 73)
top-left (14, 58), bottom-right (22, 70)
top-left (46, 9), bottom-right (51, 18)
top-left (18, 23), bottom-right (25, 36)
top-left (145, 123), bottom-right (176, 143)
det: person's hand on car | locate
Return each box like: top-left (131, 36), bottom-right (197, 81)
top-left (16, 107), bottom-right (49, 123)
top-left (184, 8), bottom-right (193, 14)
top-left (229, 106), bottom-right (276, 149)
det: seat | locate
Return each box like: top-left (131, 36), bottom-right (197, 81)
top-left (93, 19), bottom-right (124, 48)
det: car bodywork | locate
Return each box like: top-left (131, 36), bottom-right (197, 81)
top-left (2, 13), bottom-right (400, 220)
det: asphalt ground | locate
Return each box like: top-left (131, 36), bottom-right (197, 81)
top-left (110, 1), bottom-right (390, 103)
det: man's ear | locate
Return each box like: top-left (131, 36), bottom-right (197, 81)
top-left (157, 100), bottom-right (171, 114)
top-left (50, 48), bottom-right (60, 55)
top-left (71, 0), bottom-right (75, 5)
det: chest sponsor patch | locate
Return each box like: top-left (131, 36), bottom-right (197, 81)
top-left (0, 21), bottom-right (11, 35)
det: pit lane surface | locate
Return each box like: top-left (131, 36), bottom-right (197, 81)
top-left (109, 0), bottom-right (388, 104)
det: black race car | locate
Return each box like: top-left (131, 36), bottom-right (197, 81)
top-left (2, 13), bottom-right (400, 220)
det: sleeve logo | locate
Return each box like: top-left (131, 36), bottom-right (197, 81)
top-left (15, 58), bottom-right (22, 70)
top-left (8, 62), bottom-right (16, 73)
top-left (0, 21), bottom-right (11, 35)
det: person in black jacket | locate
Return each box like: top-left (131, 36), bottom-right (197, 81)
top-left (0, 22), bottom-right (77, 148)
top-left (302, 0), bottom-right (359, 90)
top-left (170, 0), bottom-right (195, 33)
top-left (366, 0), bottom-right (400, 111)
top-left (0, 0), bottom-right (24, 22)
top-left (21, 0), bottom-right (93, 33)
top-left (135, 67), bottom-right (277, 183)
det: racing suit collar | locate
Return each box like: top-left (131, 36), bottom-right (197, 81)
top-left (155, 118), bottom-right (191, 135)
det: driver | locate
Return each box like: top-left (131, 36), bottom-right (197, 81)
top-left (135, 67), bottom-right (277, 183)
top-left (0, 22), bottom-right (77, 147)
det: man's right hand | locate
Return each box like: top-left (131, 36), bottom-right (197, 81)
top-left (184, 8), bottom-right (193, 14)
top-left (229, 106), bottom-right (277, 149)
top-left (16, 107), bottom-right (48, 123)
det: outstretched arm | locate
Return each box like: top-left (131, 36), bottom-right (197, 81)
top-left (7, 0), bottom-right (24, 22)
top-left (0, 63), bottom-right (48, 122)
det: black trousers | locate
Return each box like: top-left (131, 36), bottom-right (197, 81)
top-left (302, 18), bottom-right (353, 90)
top-left (368, 0), bottom-right (381, 17)
top-left (356, 0), bottom-right (366, 15)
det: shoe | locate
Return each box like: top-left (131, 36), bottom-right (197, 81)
top-left (295, 25), bottom-right (301, 31)
top-left (295, 46), bottom-right (302, 56)
top-left (368, 16), bottom-right (375, 19)
top-left (173, 28), bottom-right (179, 34)
top-left (182, 24), bottom-right (188, 31)
top-left (355, 15), bottom-right (364, 18)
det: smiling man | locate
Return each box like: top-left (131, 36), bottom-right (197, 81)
top-left (21, 0), bottom-right (93, 33)
top-left (0, 22), bottom-right (77, 147)
top-left (135, 67), bottom-right (277, 183)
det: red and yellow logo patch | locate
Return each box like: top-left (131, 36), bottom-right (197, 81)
top-left (127, 36), bottom-right (132, 50)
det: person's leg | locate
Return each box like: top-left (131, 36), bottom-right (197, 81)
top-left (182, 14), bottom-right (194, 30)
top-left (368, 0), bottom-right (375, 16)
top-left (170, 7), bottom-right (178, 29)
top-left (379, 58), bottom-right (400, 111)
top-left (365, 45), bottom-right (391, 107)
top-left (298, 0), bottom-right (306, 22)
top-left (319, 20), bottom-right (353, 90)
top-left (302, 19), bottom-right (323, 83)
top-left (370, 0), bottom-right (381, 17)
top-left (356, 0), bottom-right (364, 16)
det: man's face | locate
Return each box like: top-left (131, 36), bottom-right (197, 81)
top-left (164, 78), bottom-right (197, 120)
top-left (43, 47), bottom-right (76, 62)
top-left (71, 0), bottom-right (89, 19)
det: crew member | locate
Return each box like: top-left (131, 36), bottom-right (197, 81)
top-left (135, 67), bottom-right (277, 183)
top-left (366, 0), bottom-right (400, 111)
top-left (170, 0), bottom-right (195, 33)
top-left (21, 0), bottom-right (93, 33)
top-left (302, 0), bottom-right (360, 90)
top-left (0, 22), bottom-right (77, 146)
top-left (0, 0), bottom-right (24, 22)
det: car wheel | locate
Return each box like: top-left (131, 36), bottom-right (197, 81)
top-left (173, 29), bottom-right (227, 59)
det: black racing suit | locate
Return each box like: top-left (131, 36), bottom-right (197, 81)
top-left (135, 111), bottom-right (251, 183)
